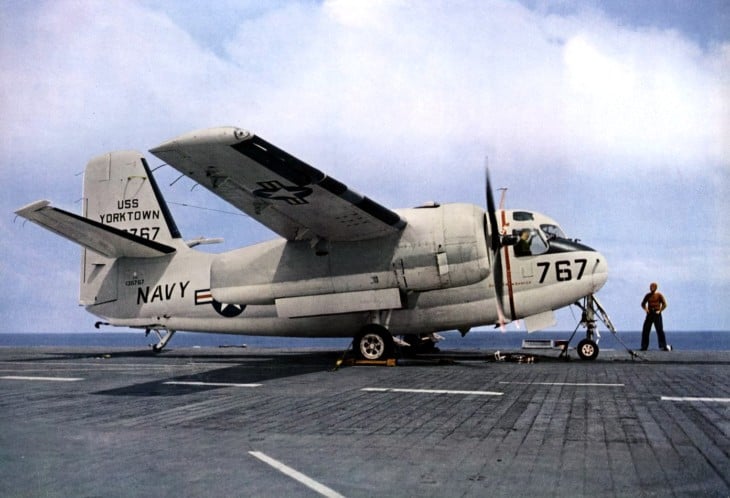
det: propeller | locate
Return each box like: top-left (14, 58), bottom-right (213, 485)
top-left (485, 167), bottom-right (507, 328)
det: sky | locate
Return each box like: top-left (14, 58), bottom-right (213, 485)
top-left (1, 0), bottom-right (728, 336)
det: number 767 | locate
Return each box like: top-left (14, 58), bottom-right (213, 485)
top-left (536, 259), bottom-right (587, 283)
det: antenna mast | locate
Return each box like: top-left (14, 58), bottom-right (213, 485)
top-left (498, 188), bottom-right (508, 210)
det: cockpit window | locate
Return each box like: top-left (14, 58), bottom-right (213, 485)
top-left (513, 228), bottom-right (548, 257)
top-left (540, 224), bottom-right (566, 241)
top-left (512, 211), bottom-right (534, 221)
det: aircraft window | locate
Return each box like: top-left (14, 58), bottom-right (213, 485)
top-left (414, 201), bottom-right (441, 208)
top-left (513, 228), bottom-right (548, 257)
top-left (540, 224), bottom-right (566, 241)
top-left (512, 211), bottom-right (534, 221)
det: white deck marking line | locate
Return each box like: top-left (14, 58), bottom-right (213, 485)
top-left (0, 361), bottom-right (238, 369)
top-left (362, 387), bottom-right (503, 396)
top-left (661, 396), bottom-right (730, 403)
top-left (249, 451), bottom-right (345, 498)
top-left (499, 382), bottom-right (624, 387)
top-left (163, 381), bottom-right (261, 388)
top-left (1, 375), bottom-right (83, 382)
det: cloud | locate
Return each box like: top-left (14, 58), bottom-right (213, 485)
top-left (215, 1), bottom-right (728, 175)
top-left (560, 29), bottom-right (728, 170)
top-left (3, 1), bottom-right (726, 177)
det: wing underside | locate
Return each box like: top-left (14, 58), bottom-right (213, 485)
top-left (150, 127), bottom-right (406, 242)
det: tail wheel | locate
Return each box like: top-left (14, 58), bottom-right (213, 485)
top-left (577, 339), bottom-right (599, 361)
top-left (355, 325), bottom-right (394, 361)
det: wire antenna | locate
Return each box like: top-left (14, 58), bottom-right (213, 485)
top-left (168, 201), bottom-right (248, 217)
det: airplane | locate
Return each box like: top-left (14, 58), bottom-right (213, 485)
top-left (15, 126), bottom-right (613, 360)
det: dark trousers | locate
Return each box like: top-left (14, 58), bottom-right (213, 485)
top-left (642, 312), bottom-right (666, 350)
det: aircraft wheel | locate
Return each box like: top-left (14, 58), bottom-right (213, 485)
top-left (355, 325), bottom-right (394, 361)
top-left (577, 339), bottom-right (599, 361)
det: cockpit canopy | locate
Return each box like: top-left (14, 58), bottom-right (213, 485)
top-left (539, 223), bottom-right (566, 241)
top-left (501, 210), bottom-right (589, 257)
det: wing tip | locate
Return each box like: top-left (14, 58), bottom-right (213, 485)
top-left (15, 199), bottom-right (51, 217)
top-left (150, 126), bottom-right (252, 153)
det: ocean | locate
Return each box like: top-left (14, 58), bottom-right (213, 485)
top-left (1, 330), bottom-right (728, 351)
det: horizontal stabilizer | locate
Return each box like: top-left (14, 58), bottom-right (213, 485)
top-left (15, 200), bottom-right (176, 258)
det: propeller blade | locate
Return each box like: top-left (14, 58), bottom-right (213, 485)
top-left (493, 244), bottom-right (507, 329)
top-left (485, 169), bottom-right (501, 254)
top-left (485, 167), bottom-right (507, 327)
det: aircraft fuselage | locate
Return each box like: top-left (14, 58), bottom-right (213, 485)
top-left (91, 203), bottom-right (607, 338)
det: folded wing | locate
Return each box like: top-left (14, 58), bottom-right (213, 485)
top-left (150, 127), bottom-right (406, 242)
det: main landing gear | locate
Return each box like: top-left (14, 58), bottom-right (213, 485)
top-left (351, 319), bottom-right (442, 362)
top-left (354, 324), bottom-right (394, 361)
top-left (352, 310), bottom-right (406, 362)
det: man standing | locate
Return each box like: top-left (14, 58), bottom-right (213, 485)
top-left (641, 282), bottom-right (669, 351)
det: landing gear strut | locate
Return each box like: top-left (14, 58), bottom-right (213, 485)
top-left (577, 295), bottom-right (600, 360)
top-left (565, 294), bottom-right (627, 360)
top-left (563, 295), bottom-right (604, 360)
top-left (146, 328), bottom-right (176, 353)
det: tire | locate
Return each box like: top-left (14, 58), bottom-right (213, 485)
top-left (354, 325), bottom-right (394, 360)
top-left (577, 339), bottom-right (599, 361)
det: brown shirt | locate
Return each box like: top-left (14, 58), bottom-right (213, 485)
top-left (642, 291), bottom-right (667, 312)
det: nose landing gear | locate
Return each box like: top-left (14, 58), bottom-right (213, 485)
top-left (576, 337), bottom-right (599, 361)
top-left (563, 294), bottom-right (617, 361)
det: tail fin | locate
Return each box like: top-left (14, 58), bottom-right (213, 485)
top-left (80, 151), bottom-right (182, 305)
top-left (83, 151), bottom-right (181, 244)
top-left (16, 151), bottom-right (182, 306)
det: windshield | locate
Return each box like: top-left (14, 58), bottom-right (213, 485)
top-left (540, 223), bottom-right (566, 241)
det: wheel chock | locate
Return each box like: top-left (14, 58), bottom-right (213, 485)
top-left (342, 358), bottom-right (397, 367)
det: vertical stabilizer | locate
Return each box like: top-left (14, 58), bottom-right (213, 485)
top-left (80, 151), bottom-right (181, 305)
top-left (83, 151), bottom-right (181, 243)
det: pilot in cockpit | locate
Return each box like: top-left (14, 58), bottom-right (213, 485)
top-left (515, 229), bottom-right (532, 256)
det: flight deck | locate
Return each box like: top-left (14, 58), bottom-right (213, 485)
top-left (1, 346), bottom-right (728, 497)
